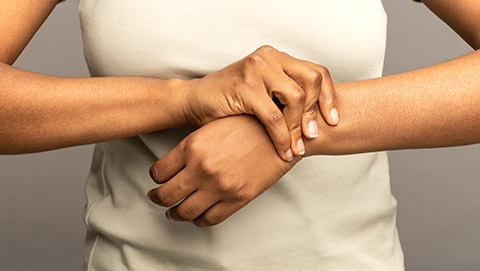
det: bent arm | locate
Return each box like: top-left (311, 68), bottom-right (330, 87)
top-left (306, 0), bottom-right (480, 155)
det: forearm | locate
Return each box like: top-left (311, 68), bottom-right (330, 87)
top-left (306, 49), bottom-right (480, 155)
top-left (0, 63), bottom-right (188, 154)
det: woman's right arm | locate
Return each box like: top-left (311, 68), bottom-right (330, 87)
top-left (1, 1), bottom-right (339, 157)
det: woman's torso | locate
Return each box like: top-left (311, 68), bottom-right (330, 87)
top-left (79, 1), bottom-right (404, 270)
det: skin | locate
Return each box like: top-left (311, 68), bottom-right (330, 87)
top-left (0, 0), bottom-right (338, 159)
top-left (149, 115), bottom-right (296, 227)
top-left (3, 0), bottom-right (479, 230)
top-left (149, 0), bottom-right (480, 227)
top-left (184, 45), bottom-right (339, 158)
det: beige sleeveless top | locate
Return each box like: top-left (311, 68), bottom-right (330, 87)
top-left (79, 0), bottom-right (404, 270)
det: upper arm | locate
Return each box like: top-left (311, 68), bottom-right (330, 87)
top-left (421, 0), bottom-right (480, 50)
top-left (0, 0), bottom-right (59, 65)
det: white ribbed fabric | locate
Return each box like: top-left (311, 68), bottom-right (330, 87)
top-left (78, 1), bottom-right (405, 270)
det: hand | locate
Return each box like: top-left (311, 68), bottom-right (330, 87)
top-left (183, 45), bottom-right (338, 161)
top-left (148, 115), bottom-right (299, 227)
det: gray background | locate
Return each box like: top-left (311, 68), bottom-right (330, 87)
top-left (0, 0), bottom-right (478, 270)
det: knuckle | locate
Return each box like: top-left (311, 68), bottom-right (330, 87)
top-left (184, 135), bottom-right (201, 154)
top-left (306, 69), bottom-right (323, 86)
top-left (287, 117), bottom-right (302, 131)
top-left (304, 94), bottom-right (319, 112)
top-left (215, 177), bottom-right (234, 193)
top-left (326, 86), bottom-right (337, 98)
top-left (203, 213), bottom-right (222, 226)
top-left (304, 109), bottom-right (317, 119)
top-left (243, 54), bottom-right (265, 69)
top-left (155, 190), bottom-right (173, 207)
top-left (173, 181), bottom-right (189, 195)
top-left (320, 90), bottom-right (335, 105)
top-left (316, 65), bottom-right (329, 75)
top-left (256, 44), bottom-right (277, 55)
top-left (175, 207), bottom-right (195, 221)
top-left (324, 97), bottom-right (335, 107)
top-left (291, 87), bottom-right (306, 103)
top-left (197, 158), bottom-right (218, 177)
top-left (267, 110), bottom-right (284, 126)
top-left (234, 188), bottom-right (252, 202)
top-left (304, 100), bottom-right (318, 113)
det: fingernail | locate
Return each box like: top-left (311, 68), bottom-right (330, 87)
top-left (165, 210), bottom-right (173, 221)
top-left (297, 139), bottom-right (305, 155)
top-left (285, 149), bottom-right (293, 161)
top-left (307, 120), bottom-right (318, 138)
top-left (330, 108), bottom-right (339, 125)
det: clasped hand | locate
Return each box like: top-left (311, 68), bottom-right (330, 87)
top-left (149, 45), bottom-right (338, 226)
top-left (183, 45), bottom-right (338, 160)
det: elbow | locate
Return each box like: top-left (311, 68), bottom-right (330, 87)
top-left (471, 36), bottom-right (480, 51)
top-left (467, 27), bottom-right (480, 50)
top-left (0, 46), bottom-right (24, 65)
top-left (0, 54), bottom-right (18, 66)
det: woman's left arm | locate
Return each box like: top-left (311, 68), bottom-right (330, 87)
top-left (304, 0), bottom-right (480, 155)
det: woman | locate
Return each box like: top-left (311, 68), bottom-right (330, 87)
top-left (2, 0), bottom-right (479, 270)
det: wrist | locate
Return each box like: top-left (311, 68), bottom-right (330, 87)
top-left (158, 77), bottom-right (191, 127)
top-left (304, 126), bottom-right (343, 156)
top-left (304, 82), bottom-right (352, 156)
top-left (235, 114), bottom-right (302, 166)
top-left (304, 81), bottom-right (377, 156)
top-left (180, 77), bottom-right (212, 126)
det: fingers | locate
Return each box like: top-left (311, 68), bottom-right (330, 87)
top-left (316, 65), bottom-right (339, 126)
top-left (275, 53), bottom-right (321, 139)
top-left (241, 46), bottom-right (339, 160)
top-left (250, 93), bottom-right (294, 161)
top-left (148, 170), bottom-right (196, 207)
top-left (262, 69), bottom-right (306, 155)
top-left (149, 141), bottom-right (186, 184)
top-left (192, 201), bottom-right (244, 227)
top-left (300, 90), bottom-right (320, 140)
top-left (165, 190), bottom-right (219, 222)
top-left (276, 52), bottom-right (339, 129)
